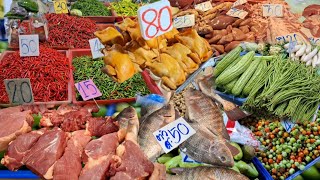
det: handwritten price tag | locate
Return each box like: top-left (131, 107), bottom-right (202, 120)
top-left (19, 35), bottom-right (39, 57)
top-left (309, 37), bottom-right (320, 45)
top-left (280, 119), bottom-right (295, 132)
top-left (75, 79), bottom-right (102, 101)
top-left (288, 40), bottom-right (297, 53)
top-left (53, 0), bottom-right (68, 14)
top-left (262, 4), bottom-right (283, 17)
top-left (173, 14), bottom-right (195, 29)
top-left (4, 78), bottom-right (34, 104)
top-left (232, 0), bottom-right (247, 7)
top-left (226, 8), bottom-right (248, 19)
top-left (138, 0), bottom-right (173, 40)
top-left (194, 1), bottom-right (212, 12)
top-left (180, 151), bottom-right (202, 164)
top-left (89, 38), bottom-right (105, 59)
top-left (275, 33), bottom-right (308, 44)
top-left (153, 117), bottom-right (196, 153)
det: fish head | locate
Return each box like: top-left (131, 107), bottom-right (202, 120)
top-left (157, 103), bottom-right (175, 123)
top-left (197, 74), bottom-right (215, 95)
top-left (115, 106), bottom-right (138, 126)
top-left (208, 139), bottom-right (234, 167)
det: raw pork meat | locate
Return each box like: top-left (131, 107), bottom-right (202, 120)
top-left (0, 107), bottom-right (33, 151)
top-left (85, 117), bottom-right (119, 137)
top-left (1, 129), bottom-right (45, 170)
top-left (79, 133), bottom-right (119, 180)
top-left (23, 128), bottom-right (68, 179)
top-left (111, 140), bottom-right (154, 180)
top-left (53, 130), bottom-right (91, 180)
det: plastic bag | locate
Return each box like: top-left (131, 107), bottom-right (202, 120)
top-left (30, 13), bottom-right (48, 42)
top-left (222, 112), bottom-right (260, 148)
top-left (136, 94), bottom-right (167, 117)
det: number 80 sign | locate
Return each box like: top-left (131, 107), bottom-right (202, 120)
top-left (138, 0), bottom-right (173, 40)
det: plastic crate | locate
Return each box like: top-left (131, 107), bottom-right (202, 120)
top-left (67, 49), bottom-right (161, 105)
top-left (0, 50), bottom-right (72, 108)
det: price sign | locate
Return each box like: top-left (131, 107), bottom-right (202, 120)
top-left (280, 119), bottom-right (295, 132)
top-left (232, 0), bottom-right (247, 7)
top-left (75, 79), bottom-right (102, 101)
top-left (19, 35), bottom-right (39, 57)
top-left (226, 8), bottom-right (248, 19)
top-left (4, 78), bottom-right (34, 104)
top-left (262, 4), bottom-right (283, 17)
top-left (53, 0), bottom-right (68, 14)
top-left (138, 0), bottom-right (173, 40)
top-left (89, 38), bottom-right (105, 59)
top-left (194, 1), bottom-right (213, 12)
top-left (180, 151), bottom-right (202, 164)
top-left (275, 33), bottom-right (308, 44)
top-left (153, 117), bottom-right (196, 153)
top-left (173, 14), bottom-right (195, 29)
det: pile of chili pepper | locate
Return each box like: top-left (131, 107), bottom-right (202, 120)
top-left (44, 14), bottom-right (96, 48)
top-left (0, 46), bottom-right (70, 103)
top-left (72, 56), bottom-right (150, 100)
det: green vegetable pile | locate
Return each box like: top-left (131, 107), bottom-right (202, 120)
top-left (72, 56), bottom-right (150, 101)
top-left (243, 117), bottom-right (320, 180)
top-left (111, 0), bottom-right (139, 16)
top-left (71, 0), bottom-right (111, 16)
top-left (214, 46), bottom-right (320, 122)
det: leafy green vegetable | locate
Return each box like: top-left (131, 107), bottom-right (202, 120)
top-left (71, 0), bottom-right (111, 16)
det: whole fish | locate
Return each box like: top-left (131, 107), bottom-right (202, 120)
top-left (138, 104), bottom-right (175, 162)
top-left (167, 167), bottom-right (249, 180)
top-left (184, 88), bottom-right (229, 140)
top-left (180, 89), bottom-right (235, 167)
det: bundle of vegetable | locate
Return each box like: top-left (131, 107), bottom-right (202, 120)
top-left (72, 56), bottom-right (150, 100)
top-left (244, 118), bottom-right (320, 180)
top-left (245, 56), bottom-right (320, 122)
top-left (0, 47), bottom-right (70, 103)
top-left (71, 0), bottom-right (111, 16)
top-left (284, 42), bottom-right (320, 68)
top-left (44, 14), bottom-right (96, 48)
top-left (111, 0), bottom-right (139, 16)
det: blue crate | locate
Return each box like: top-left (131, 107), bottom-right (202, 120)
top-left (0, 170), bottom-right (38, 179)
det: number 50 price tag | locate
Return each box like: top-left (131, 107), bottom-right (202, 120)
top-left (19, 35), bottom-right (39, 57)
top-left (153, 117), bottom-right (196, 153)
top-left (75, 79), bottom-right (102, 101)
top-left (138, 0), bottom-right (173, 40)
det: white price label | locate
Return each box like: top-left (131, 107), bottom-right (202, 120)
top-left (262, 4), bottom-right (283, 17)
top-left (288, 40), bottom-right (297, 53)
top-left (232, 0), bottom-right (247, 7)
top-left (4, 78), bottom-right (34, 104)
top-left (275, 33), bottom-right (308, 44)
top-left (19, 35), bottom-right (39, 57)
top-left (280, 119), bottom-right (295, 132)
top-left (89, 38), bottom-right (105, 59)
top-left (194, 1), bottom-right (213, 12)
top-left (153, 117), bottom-right (196, 153)
top-left (138, 0), bottom-right (173, 40)
top-left (226, 8), bottom-right (248, 19)
top-left (173, 14), bottom-right (195, 29)
top-left (180, 151), bottom-right (202, 164)
top-left (309, 37), bottom-right (320, 45)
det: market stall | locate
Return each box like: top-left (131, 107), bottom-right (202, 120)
top-left (0, 0), bottom-right (320, 179)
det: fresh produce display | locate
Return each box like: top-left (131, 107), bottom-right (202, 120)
top-left (0, 47), bottom-right (70, 103)
top-left (242, 117), bottom-right (320, 180)
top-left (95, 18), bottom-right (213, 89)
top-left (72, 56), bottom-right (151, 100)
top-left (214, 46), bottom-right (320, 122)
top-left (110, 0), bottom-right (139, 16)
top-left (2, 0), bottom-right (320, 179)
top-left (71, 0), bottom-right (111, 16)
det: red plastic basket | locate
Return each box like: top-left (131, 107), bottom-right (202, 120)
top-left (0, 50), bottom-right (72, 107)
top-left (68, 49), bottom-right (162, 105)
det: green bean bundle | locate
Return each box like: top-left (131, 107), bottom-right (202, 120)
top-left (72, 56), bottom-right (150, 100)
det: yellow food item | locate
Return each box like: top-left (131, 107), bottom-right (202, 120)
top-left (94, 27), bottom-right (125, 46)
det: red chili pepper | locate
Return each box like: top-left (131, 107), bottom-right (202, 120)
top-left (0, 46), bottom-right (70, 103)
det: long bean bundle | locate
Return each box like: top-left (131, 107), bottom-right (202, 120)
top-left (72, 56), bottom-right (150, 100)
top-left (244, 55), bottom-right (320, 122)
